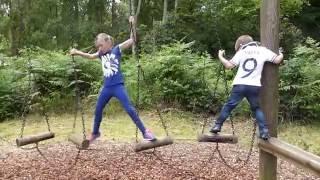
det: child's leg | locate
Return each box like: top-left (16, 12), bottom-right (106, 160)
top-left (215, 85), bottom-right (245, 126)
top-left (113, 84), bottom-right (147, 134)
top-left (92, 86), bottom-right (112, 135)
top-left (245, 86), bottom-right (269, 135)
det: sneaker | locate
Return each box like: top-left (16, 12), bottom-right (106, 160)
top-left (143, 129), bottom-right (156, 141)
top-left (89, 132), bottom-right (101, 143)
top-left (259, 128), bottom-right (270, 141)
top-left (210, 124), bottom-right (222, 134)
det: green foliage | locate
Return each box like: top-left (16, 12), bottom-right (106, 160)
top-left (0, 0), bottom-right (311, 55)
top-left (292, 0), bottom-right (320, 42)
top-left (0, 66), bottom-right (24, 120)
top-left (280, 18), bottom-right (304, 55)
top-left (0, 35), bottom-right (8, 53)
top-left (0, 47), bottom-right (102, 120)
top-left (0, 0), bottom-right (318, 123)
top-left (280, 37), bottom-right (320, 121)
top-left (124, 42), bottom-right (231, 113)
top-left (280, 0), bottom-right (309, 17)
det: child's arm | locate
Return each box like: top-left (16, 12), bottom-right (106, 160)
top-left (70, 48), bottom-right (99, 59)
top-left (119, 16), bottom-right (136, 51)
top-left (272, 50), bottom-right (284, 64)
top-left (218, 50), bottom-right (236, 69)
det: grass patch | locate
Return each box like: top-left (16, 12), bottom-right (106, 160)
top-left (278, 121), bottom-right (320, 156)
top-left (0, 108), bottom-right (319, 156)
top-left (0, 108), bottom-right (206, 144)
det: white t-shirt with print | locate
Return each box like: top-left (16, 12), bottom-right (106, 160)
top-left (230, 43), bottom-right (277, 86)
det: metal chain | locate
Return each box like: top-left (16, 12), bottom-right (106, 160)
top-left (201, 0), bottom-right (257, 170)
top-left (130, 18), bottom-right (171, 140)
top-left (68, 149), bottom-right (81, 169)
top-left (130, 21), bottom-right (140, 143)
top-left (19, 103), bottom-right (28, 138)
top-left (155, 108), bottom-right (169, 137)
top-left (140, 68), bottom-right (170, 137)
top-left (19, 58), bottom-right (33, 138)
top-left (72, 93), bottom-right (78, 133)
top-left (187, 99), bottom-right (204, 136)
top-left (41, 103), bottom-right (51, 132)
top-left (79, 96), bottom-right (87, 140)
top-left (0, 152), bottom-right (9, 160)
top-left (131, 38), bottom-right (171, 138)
top-left (32, 59), bottom-right (52, 133)
top-left (150, 149), bottom-right (212, 180)
top-left (200, 56), bottom-right (210, 134)
top-left (0, 135), bottom-right (16, 159)
top-left (71, 55), bottom-right (87, 140)
top-left (20, 57), bottom-right (53, 138)
top-left (213, 0), bottom-right (222, 50)
top-left (215, 119), bottom-right (257, 170)
top-left (35, 143), bottom-right (50, 163)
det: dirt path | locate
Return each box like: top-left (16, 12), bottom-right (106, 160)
top-left (0, 141), bottom-right (318, 180)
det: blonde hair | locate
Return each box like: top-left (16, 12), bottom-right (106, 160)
top-left (235, 35), bottom-right (253, 51)
top-left (95, 33), bottom-right (114, 45)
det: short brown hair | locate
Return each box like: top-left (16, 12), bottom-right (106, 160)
top-left (96, 33), bottom-right (114, 45)
top-left (235, 35), bottom-right (253, 51)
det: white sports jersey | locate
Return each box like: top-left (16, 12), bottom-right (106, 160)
top-left (230, 42), bottom-right (277, 86)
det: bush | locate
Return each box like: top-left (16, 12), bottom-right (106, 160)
top-left (123, 42), bottom-right (233, 113)
top-left (0, 47), bottom-right (103, 120)
top-left (279, 37), bottom-right (320, 122)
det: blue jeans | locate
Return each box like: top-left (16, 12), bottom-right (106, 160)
top-left (92, 84), bottom-right (146, 135)
top-left (215, 85), bottom-right (268, 133)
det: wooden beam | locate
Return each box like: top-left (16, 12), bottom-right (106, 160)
top-left (198, 134), bottom-right (238, 144)
top-left (259, 137), bottom-right (320, 176)
top-left (134, 137), bottom-right (173, 152)
top-left (16, 132), bottom-right (55, 147)
top-left (260, 0), bottom-right (280, 179)
top-left (68, 133), bottom-right (90, 150)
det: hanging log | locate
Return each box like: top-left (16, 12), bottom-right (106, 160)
top-left (68, 133), bottom-right (90, 150)
top-left (16, 132), bottom-right (55, 147)
top-left (134, 137), bottom-right (173, 152)
top-left (259, 137), bottom-right (320, 176)
top-left (198, 134), bottom-right (238, 144)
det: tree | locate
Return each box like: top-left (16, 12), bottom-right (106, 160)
top-left (162, 0), bottom-right (168, 24)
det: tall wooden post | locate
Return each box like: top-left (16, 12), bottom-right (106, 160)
top-left (260, 0), bottom-right (280, 179)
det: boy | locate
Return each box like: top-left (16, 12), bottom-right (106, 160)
top-left (70, 16), bottom-right (156, 143)
top-left (210, 35), bottom-right (283, 140)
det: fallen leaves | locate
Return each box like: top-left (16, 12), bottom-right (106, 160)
top-left (0, 141), bottom-right (318, 179)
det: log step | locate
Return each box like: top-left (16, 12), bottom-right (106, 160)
top-left (16, 132), bottom-right (55, 147)
top-left (68, 133), bottom-right (90, 150)
top-left (198, 133), bottom-right (238, 144)
top-left (134, 136), bottom-right (174, 152)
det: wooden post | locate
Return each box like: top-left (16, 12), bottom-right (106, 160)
top-left (260, 0), bottom-right (280, 179)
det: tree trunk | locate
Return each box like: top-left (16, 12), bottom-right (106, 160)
top-left (136, 0), bottom-right (142, 16)
top-left (111, 0), bottom-right (116, 33)
top-left (130, 0), bottom-right (138, 55)
top-left (162, 0), bottom-right (168, 24)
top-left (175, 0), bottom-right (178, 14)
top-left (9, 0), bottom-right (22, 55)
